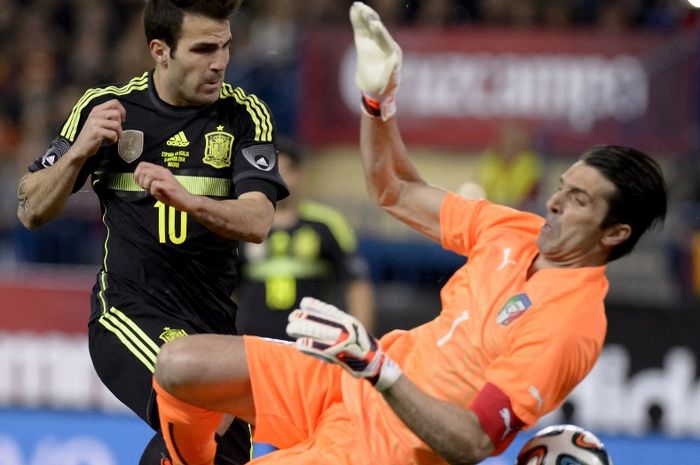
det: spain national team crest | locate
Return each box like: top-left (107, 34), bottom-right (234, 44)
top-left (159, 327), bottom-right (188, 343)
top-left (203, 125), bottom-right (234, 168)
top-left (496, 293), bottom-right (532, 326)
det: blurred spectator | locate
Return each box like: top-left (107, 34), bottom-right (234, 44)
top-left (508, 0), bottom-right (539, 28)
top-left (665, 158), bottom-right (700, 303)
top-left (642, 0), bottom-right (699, 31)
top-left (596, 0), bottom-right (643, 32)
top-left (476, 121), bottom-right (544, 211)
top-left (68, 0), bottom-right (112, 85)
top-left (111, 5), bottom-right (152, 83)
top-left (539, 0), bottom-right (575, 29)
top-left (415, 0), bottom-right (455, 27)
top-left (0, 115), bottom-right (21, 261)
top-left (480, 0), bottom-right (511, 25)
top-left (365, 0), bottom-right (413, 26)
top-left (414, 0), bottom-right (480, 27)
top-left (226, 0), bottom-right (300, 137)
top-left (297, 0), bottom-right (351, 25)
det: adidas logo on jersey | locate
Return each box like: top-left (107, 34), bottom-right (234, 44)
top-left (166, 131), bottom-right (190, 147)
top-left (255, 156), bottom-right (269, 168)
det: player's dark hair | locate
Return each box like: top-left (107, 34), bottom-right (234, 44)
top-left (276, 137), bottom-right (305, 168)
top-left (580, 145), bottom-right (667, 262)
top-left (144, 0), bottom-right (241, 56)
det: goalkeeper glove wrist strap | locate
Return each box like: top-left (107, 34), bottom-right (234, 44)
top-left (370, 353), bottom-right (402, 392)
top-left (361, 93), bottom-right (382, 118)
top-left (361, 93), bottom-right (397, 121)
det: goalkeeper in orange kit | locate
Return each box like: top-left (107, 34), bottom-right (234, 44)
top-left (152, 2), bottom-right (667, 464)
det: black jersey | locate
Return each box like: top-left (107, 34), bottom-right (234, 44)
top-left (30, 71), bottom-right (288, 332)
top-left (236, 200), bottom-right (367, 340)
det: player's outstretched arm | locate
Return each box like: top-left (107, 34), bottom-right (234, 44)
top-left (351, 2), bottom-right (446, 243)
top-left (18, 99), bottom-right (126, 229)
top-left (287, 296), bottom-right (494, 464)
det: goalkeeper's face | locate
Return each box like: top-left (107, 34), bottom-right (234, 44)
top-left (536, 161), bottom-right (621, 266)
top-left (157, 13), bottom-right (231, 107)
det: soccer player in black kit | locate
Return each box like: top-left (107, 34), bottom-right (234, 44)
top-left (236, 139), bottom-right (375, 342)
top-left (16, 1), bottom-right (288, 464)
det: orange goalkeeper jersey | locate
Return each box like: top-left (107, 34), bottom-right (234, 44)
top-left (342, 192), bottom-right (608, 465)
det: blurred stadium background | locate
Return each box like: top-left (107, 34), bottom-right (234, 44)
top-left (0, 0), bottom-right (699, 463)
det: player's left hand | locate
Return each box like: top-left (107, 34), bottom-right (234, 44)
top-left (134, 161), bottom-right (193, 211)
top-left (286, 297), bottom-right (402, 391)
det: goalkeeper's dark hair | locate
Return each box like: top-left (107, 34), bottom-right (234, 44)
top-left (144, 0), bottom-right (242, 56)
top-left (580, 145), bottom-right (667, 262)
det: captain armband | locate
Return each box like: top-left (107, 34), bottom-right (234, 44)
top-left (470, 382), bottom-right (525, 455)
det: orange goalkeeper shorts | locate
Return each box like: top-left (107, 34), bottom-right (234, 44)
top-left (244, 336), bottom-right (371, 465)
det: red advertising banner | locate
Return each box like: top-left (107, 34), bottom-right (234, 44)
top-left (0, 268), bottom-right (92, 334)
top-left (299, 27), bottom-right (699, 155)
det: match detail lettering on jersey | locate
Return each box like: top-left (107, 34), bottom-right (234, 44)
top-left (203, 125), bottom-right (234, 169)
top-left (161, 150), bottom-right (190, 168)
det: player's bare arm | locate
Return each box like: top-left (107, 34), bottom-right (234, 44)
top-left (352, 2), bottom-right (446, 242)
top-left (381, 375), bottom-right (494, 465)
top-left (134, 161), bottom-right (274, 242)
top-left (360, 115), bottom-right (446, 242)
top-left (17, 99), bottom-right (125, 229)
top-left (191, 192), bottom-right (274, 243)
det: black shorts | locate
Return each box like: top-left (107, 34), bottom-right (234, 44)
top-left (88, 290), bottom-right (250, 463)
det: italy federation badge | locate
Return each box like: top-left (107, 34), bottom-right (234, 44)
top-left (118, 129), bottom-right (144, 163)
top-left (496, 293), bottom-right (532, 326)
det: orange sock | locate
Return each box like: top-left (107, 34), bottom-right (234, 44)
top-left (153, 377), bottom-right (223, 465)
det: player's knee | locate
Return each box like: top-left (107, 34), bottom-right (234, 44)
top-left (154, 338), bottom-right (195, 391)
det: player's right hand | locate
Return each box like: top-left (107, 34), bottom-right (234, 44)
top-left (72, 99), bottom-right (126, 160)
top-left (349, 1), bottom-right (402, 121)
top-left (287, 297), bottom-right (402, 391)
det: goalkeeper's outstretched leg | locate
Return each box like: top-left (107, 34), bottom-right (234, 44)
top-left (153, 331), bottom-right (368, 465)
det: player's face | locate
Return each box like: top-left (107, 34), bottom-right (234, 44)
top-left (536, 161), bottom-right (617, 265)
top-left (163, 14), bottom-right (231, 106)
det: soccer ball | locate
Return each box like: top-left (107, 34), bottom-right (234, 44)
top-left (515, 424), bottom-right (612, 465)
